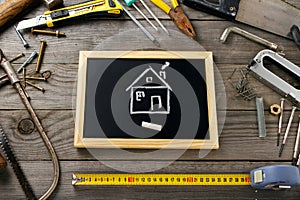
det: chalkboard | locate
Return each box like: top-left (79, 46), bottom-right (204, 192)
top-left (74, 51), bottom-right (219, 149)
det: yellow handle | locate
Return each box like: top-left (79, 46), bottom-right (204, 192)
top-left (170, 0), bottom-right (179, 9)
top-left (151, 0), bottom-right (171, 14)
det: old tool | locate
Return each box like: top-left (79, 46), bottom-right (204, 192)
top-left (35, 40), bottom-right (47, 73)
top-left (220, 26), bottom-right (284, 52)
top-left (72, 165), bottom-right (300, 190)
top-left (151, 0), bottom-right (196, 39)
top-left (182, 0), bottom-right (300, 40)
top-left (17, 50), bottom-right (38, 73)
top-left (14, 25), bottom-right (29, 49)
top-left (124, 0), bottom-right (158, 31)
top-left (279, 106), bottom-right (297, 157)
top-left (26, 81), bottom-right (46, 93)
top-left (0, 126), bottom-right (37, 199)
top-left (248, 49), bottom-right (300, 108)
top-left (31, 28), bottom-right (66, 37)
top-left (0, 49), bottom-right (59, 200)
top-left (292, 116), bottom-right (300, 166)
top-left (115, 0), bottom-right (159, 46)
top-left (16, 0), bottom-right (124, 30)
top-left (0, 0), bottom-right (40, 31)
top-left (277, 98), bottom-right (285, 146)
top-left (139, 0), bottom-right (169, 35)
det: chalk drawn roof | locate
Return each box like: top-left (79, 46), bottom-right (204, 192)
top-left (126, 66), bottom-right (172, 92)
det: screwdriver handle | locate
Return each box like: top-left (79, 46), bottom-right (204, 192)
top-left (124, 0), bottom-right (135, 6)
top-left (0, 0), bottom-right (40, 31)
top-left (151, 0), bottom-right (171, 14)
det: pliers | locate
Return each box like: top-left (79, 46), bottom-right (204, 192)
top-left (151, 0), bottom-right (196, 39)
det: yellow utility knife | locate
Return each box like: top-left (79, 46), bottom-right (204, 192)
top-left (16, 0), bottom-right (123, 30)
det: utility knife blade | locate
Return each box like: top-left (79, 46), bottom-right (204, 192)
top-left (182, 0), bottom-right (300, 40)
top-left (16, 15), bottom-right (49, 30)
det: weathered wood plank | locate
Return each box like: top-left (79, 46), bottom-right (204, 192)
top-left (0, 110), bottom-right (298, 161)
top-left (0, 161), bottom-right (299, 199)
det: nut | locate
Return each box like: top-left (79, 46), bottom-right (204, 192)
top-left (270, 104), bottom-right (281, 115)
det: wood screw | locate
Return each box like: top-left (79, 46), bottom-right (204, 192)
top-left (35, 40), bottom-right (47, 73)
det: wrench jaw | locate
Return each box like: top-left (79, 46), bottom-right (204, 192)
top-left (248, 49), bottom-right (300, 108)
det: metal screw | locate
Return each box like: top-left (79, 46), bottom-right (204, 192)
top-left (31, 28), bottom-right (66, 37)
top-left (17, 50), bottom-right (38, 73)
top-left (25, 76), bottom-right (47, 81)
top-left (35, 40), bottom-right (47, 73)
top-left (9, 53), bottom-right (25, 63)
top-left (14, 26), bottom-right (29, 48)
top-left (25, 81), bottom-right (45, 93)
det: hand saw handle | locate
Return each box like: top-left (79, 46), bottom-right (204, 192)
top-left (182, 0), bottom-right (240, 20)
top-left (0, 0), bottom-right (40, 31)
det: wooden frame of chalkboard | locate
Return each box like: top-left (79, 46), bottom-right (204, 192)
top-left (74, 51), bottom-right (219, 149)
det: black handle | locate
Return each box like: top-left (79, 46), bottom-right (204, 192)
top-left (182, 0), bottom-right (240, 20)
top-left (291, 25), bottom-right (300, 50)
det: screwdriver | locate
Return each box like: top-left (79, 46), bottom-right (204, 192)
top-left (139, 0), bottom-right (169, 35)
top-left (116, 0), bottom-right (159, 46)
top-left (124, 0), bottom-right (158, 31)
top-left (292, 115), bottom-right (300, 166)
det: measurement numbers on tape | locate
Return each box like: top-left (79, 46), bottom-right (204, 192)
top-left (72, 174), bottom-right (251, 186)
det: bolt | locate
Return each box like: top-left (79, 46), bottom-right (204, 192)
top-left (14, 26), bottom-right (29, 48)
top-left (35, 40), bottom-right (47, 73)
top-left (31, 28), bottom-right (66, 37)
top-left (17, 50), bottom-right (38, 73)
top-left (25, 81), bottom-right (45, 93)
top-left (9, 53), bottom-right (25, 63)
top-left (25, 76), bottom-right (47, 81)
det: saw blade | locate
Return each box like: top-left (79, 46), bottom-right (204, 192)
top-left (0, 126), bottom-right (37, 200)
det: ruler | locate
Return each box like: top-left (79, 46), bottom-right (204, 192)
top-left (72, 173), bottom-right (251, 186)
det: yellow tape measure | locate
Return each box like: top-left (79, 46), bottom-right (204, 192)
top-left (72, 173), bottom-right (251, 186)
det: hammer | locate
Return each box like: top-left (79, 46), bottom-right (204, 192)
top-left (0, 0), bottom-right (63, 31)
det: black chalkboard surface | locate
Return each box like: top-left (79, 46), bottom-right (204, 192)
top-left (74, 51), bottom-right (219, 149)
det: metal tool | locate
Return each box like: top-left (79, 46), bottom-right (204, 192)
top-left (256, 97), bottom-right (266, 138)
top-left (270, 104), bottom-right (281, 116)
top-left (14, 25), bottom-right (29, 49)
top-left (124, 0), bottom-right (158, 31)
top-left (139, 0), bottom-right (169, 35)
top-left (36, 40), bottom-right (47, 73)
top-left (220, 26), bottom-right (284, 52)
top-left (277, 98), bottom-right (285, 146)
top-left (292, 115), bottom-right (300, 166)
top-left (116, 0), bottom-right (159, 46)
top-left (16, 0), bottom-right (124, 30)
top-left (182, 0), bottom-right (300, 40)
top-left (248, 49), bottom-right (300, 108)
top-left (279, 106), bottom-right (297, 157)
top-left (31, 28), bottom-right (66, 37)
top-left (17, 50), bottom-right (38, 73)
top-left (26, 81), bottom-right (46, 93)
top-left (0, 49), bottom-right (60, 200)
top-left (9, 53), bottom-right (25, 63)
top-left (72, 165), bottom-right (300, 190)
top-left (151, 0), bottom-right (196, 39)
top-left (0, 126), bottom-right (37, 199)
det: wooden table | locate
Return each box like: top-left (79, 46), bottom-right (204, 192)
top-left (0, 0), bottom-right (299, 199)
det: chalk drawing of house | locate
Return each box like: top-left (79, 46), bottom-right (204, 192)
top-left (126, 66), bottom-right (172, 114)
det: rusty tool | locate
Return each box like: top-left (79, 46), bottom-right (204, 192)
top-left (151, 0), bottom-right (196, 39)
top-left (0, 49), bottom-right (59, 200)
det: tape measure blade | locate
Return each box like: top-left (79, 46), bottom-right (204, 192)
top-left (72, 174), bottom-right (251, 186)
